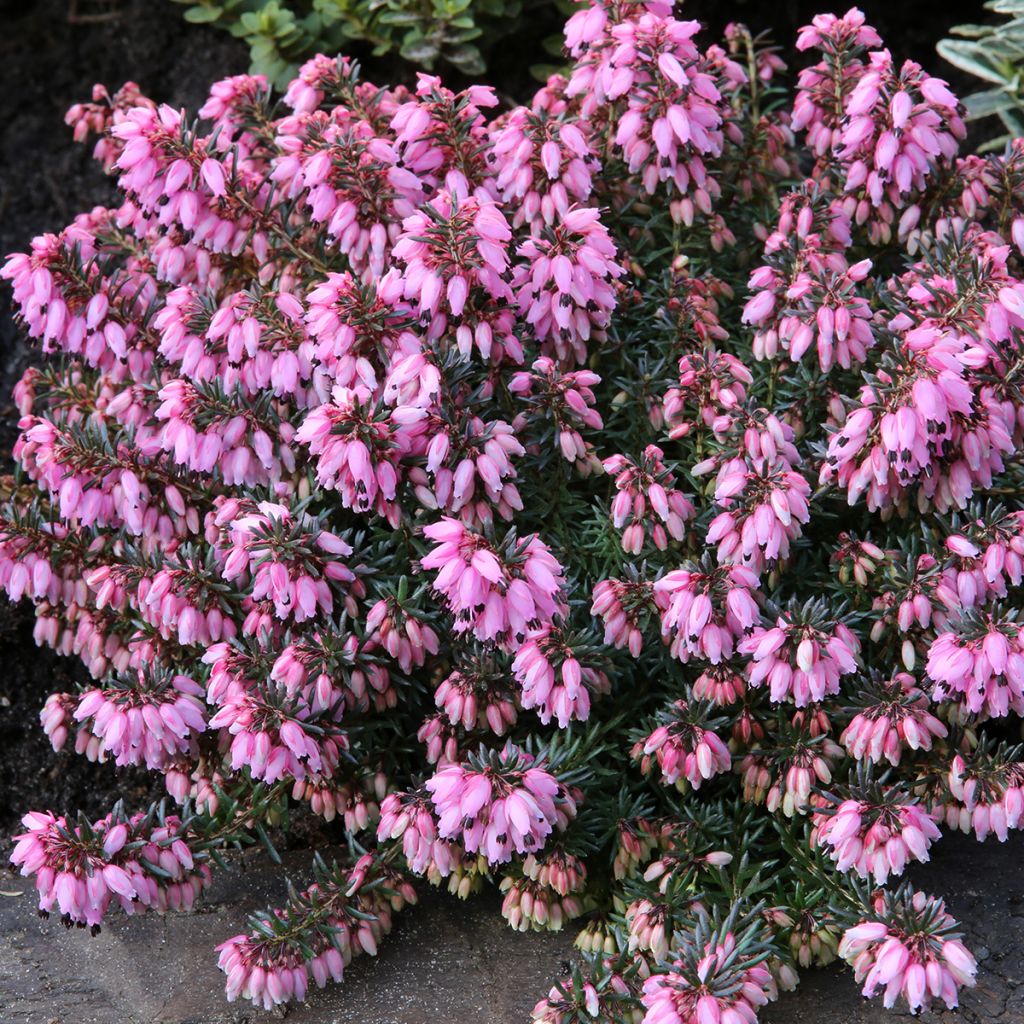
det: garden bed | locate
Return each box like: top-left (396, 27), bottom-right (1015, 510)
top-left (1, 3), bottom-right (1022, 1024)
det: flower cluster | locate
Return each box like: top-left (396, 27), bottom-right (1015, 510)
top-left (925, 611), bottom-right (1024, 717)
top-left (838, 888), bottom-right (977, 1013)
top-left (840, 673), bottom-right (947, 766)
top-left (512, 206), bottom-right (624, 365)
top-left (425, 745), bottom-right (576, 865)
top-left (633, 700), bottom-right (732, 791)
top-left (420, 519), bottom-right (566, 647)
top-left (11, 809), bottom-right (211, 928)
top-left (739, 603), bottom-right (861, 706)
top-left (217, 854), bottom-right (415, 1010)
top-left (656, 560), bottom-right (759, 663)
top-left (705, 448), bottom-right (810, 575)
top-left (512, 625), bottom-right (609, 727)
top-left (604, 446), bottom-right (695, 554)
top-left (639, 919), bottom-right (778, 1024)
top-left (814, 781), bottom-right (941, 884)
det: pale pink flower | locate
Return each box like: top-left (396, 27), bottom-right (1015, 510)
top-left (655, 560), bottom-right (760, 664)
top-left (512, 206), bottom-right (623, 365)
top-left (425, 745), bottom-right (576, 865)
top-left (815, 792), bottom-right (941, 884)
top-left (739, 607), bottom-right (861, 706)
top-left (604, 445), bottom-right (695, 554)
top-left (512, 624), bottom-right (609, 727)
top-left (591, 576), bottom-right (658, 657)
top-left (926, 613), bottom-right (1024, 717)
top-left (420, 518), bottom-right (566, 647)
top-left (640, 926), bottom-right (778, 1024)
top-left (838, 889), bottom-right (976, 1013)
top-left (633, 700), bottom-right (731, 790)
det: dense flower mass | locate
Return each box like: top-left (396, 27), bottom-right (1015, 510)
top-left (9, 0), bottom-right (1024, 1017)
top-left (420, 518), bottom-right (567, 646)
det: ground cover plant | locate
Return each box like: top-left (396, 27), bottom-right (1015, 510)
top-left (170, 0), bottom-right (549, 85)
top-left (4, 1), bottom-right (1024, 1019)
top-left (940, 0), bottom-right (1024, 150)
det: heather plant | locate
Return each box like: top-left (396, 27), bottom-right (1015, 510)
top-left (7, 2), bottom-right (1024, 1019)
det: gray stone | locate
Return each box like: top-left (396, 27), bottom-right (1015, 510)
top-left (1, 832), bottom-right (1022, 1024)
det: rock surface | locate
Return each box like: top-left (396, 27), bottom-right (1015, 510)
top-left (1, 831), bottom-right (1022, 1024)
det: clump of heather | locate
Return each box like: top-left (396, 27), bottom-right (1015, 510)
top-left (8, 1), bottom-right (1024, 1017)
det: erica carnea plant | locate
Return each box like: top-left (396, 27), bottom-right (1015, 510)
top-left (5, 1), bottom-right (1024, 1018)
